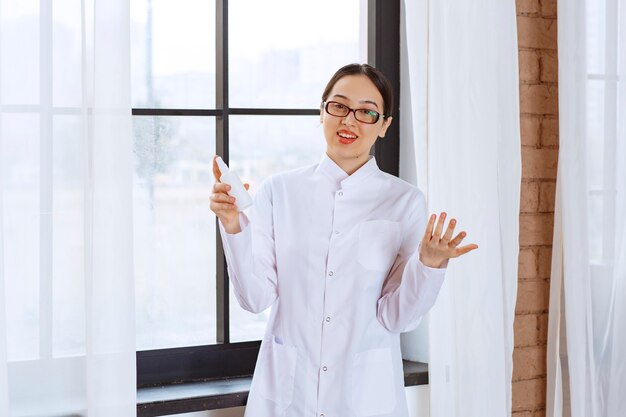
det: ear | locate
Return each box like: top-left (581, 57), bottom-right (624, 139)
top-left (320, 104), bottom-right (324, 123)
top-left (378, 116), bottom-right (393, 138)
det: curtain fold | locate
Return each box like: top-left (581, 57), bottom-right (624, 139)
top-left (0, 0), bottom-right (136, 415)
top-left (548, 0), bottom-right (626, 416)
top-left (400, 1), bottom-right (521, 416)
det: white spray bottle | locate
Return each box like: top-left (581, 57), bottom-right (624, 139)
top-left (216, 156), bottom-right (253, 211)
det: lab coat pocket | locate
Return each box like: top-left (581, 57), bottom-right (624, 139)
top-left (256, 335), bottom-right (298, 411)
top-left (350, 348), bottom-right (397, 416)
top-left (357, 220), bottom-right (402, 272)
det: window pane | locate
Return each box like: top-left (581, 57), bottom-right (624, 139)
top-left (133, 116), bottom-right (217, 350)
top-left (53, 0), bottom-right (82, 107)
top-left (228, 115), bottom-right (326, 342)
top-left (586, 0), bottom-right (606, 75)
top-left (131, 0), bottom-right (216, 109)
top-left (0, 0), bottom-right (40, 105)
top-left (1, 114), bottom-right (40, 361)
top-left (587, 79), bottom-right (604, 190)
top-left (588, 193), bottom-right (603, 262)
top-left (229, 0), bottom-right (367, 108)
top-left (52, 115), bottom-right (86, 357)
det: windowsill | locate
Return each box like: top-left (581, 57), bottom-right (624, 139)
top-left (137, 360), bottom-right (428, 417)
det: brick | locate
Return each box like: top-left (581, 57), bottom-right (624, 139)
top-left (538, 181), bottom-right (556, 212)
top-left (521, 116), bottom-right (541, 147)
top-left (520, 213), bottom-right (554, 246)
top-left (513, 345), bottom-right (547, 380)
top-left (519, 21), bottom-right (555, 51)
top-left (519, 247), bottom-right (538, 278)
top-left (522, 148), bottom-right (558, 179)
top-left (537, 246), bottom-right (554, 278)
top-left (514, 313), bottom-right (549, 346)
top-left (540, 50), bottom-right (558, 82)
top-left (537, 313), bottom-right (549, 344)
top-left (520, 50), bottom-right (541, 81)
top-left (521, 181), bottom-right (540, 213)
top-left (517, 0), bottom-right (541, 15)
top-left (514, 314), bottom-right (539, 346)
top-left (517, 16), bottom-right (557, 50)
top-left (540, 118), bottom-right (559, 147)
top-left (522, 149), bottom-right (559, 180)
top-left (516, 280), bottom-right (550, 313)
top-left (520, 84), bottom-right (559, 115)
top-left (541, 0), bottom-right (557, 17)
top-left (513, 377), bottom-right (546, 411)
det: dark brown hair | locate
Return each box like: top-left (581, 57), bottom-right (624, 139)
top-left (321, 63), bottom-right (393, 118)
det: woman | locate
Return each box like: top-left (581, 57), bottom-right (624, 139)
top-left (210, 63), bottom-right (477, 417)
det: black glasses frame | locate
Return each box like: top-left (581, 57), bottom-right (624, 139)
top-left (323, 101), bottom-right (387, 124)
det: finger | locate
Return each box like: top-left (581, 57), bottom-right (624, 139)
top-left (213, 182), bottom-right (231, 194)
top-left (441, 218), bottom-right (456, 243)
top-left (244, 183), bottom-right (250, 191)
top-left (210, 202), bottom-right (237, 212)
top-left (449, 231), bottom-right (467, 247)
top-left (212, 155), bottom-right (222, 181)
top-left (422, 214), bottom-right (436, 244)
top-left (433, 212), bottom-right (447, 240)
top-left (210, 193), bottom-right (235, 204)
top-left (454, 244), bottom-right (479, 257)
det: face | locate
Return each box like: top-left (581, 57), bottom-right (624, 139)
top-left (321, 75), bottom-right (393, 171)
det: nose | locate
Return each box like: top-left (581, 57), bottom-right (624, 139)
top-left (342, 110), bottom-right (357, 126)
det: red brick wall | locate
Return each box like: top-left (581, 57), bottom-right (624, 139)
top-left (513, 0), bottom-right (558, 416)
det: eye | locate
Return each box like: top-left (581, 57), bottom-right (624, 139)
top-left (356, 109), bottom-right (379, 121)
top-left (331, 102), bottom-right (347, 110)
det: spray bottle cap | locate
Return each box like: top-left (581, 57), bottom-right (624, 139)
top-left (216, 156), bottom-right (230, 175)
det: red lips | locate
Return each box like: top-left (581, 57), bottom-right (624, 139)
top-left (337, 129), bottom-right (358, 144)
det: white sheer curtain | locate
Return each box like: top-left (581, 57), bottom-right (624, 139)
top-left (400, 1), bottom-right (521, 416)
top-left (0, 1), bottom-right (136, 416)
top-left (547, 0), bottom-right (626, 416)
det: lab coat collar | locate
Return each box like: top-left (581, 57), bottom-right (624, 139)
top-left (316, 153), bottom-right (348, 187)
top-left (316, 152), bottom-right (379, 189)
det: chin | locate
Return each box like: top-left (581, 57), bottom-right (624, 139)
top-left (338, 148), bottom-right (367, 160)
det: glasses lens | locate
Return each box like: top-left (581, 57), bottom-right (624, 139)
top-left (326, 102), bottom-right (349, 117)
top-left (355, 109), bottom-right (379, 124)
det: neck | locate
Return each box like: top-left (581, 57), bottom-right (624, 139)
top-left (326, 151), bottom-right (370, 175)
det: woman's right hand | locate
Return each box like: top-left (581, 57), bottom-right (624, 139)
top-left (209, 155), bottom-right (249, 234)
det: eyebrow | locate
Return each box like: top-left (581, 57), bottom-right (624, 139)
top-left (332, 94), bottom-right (380, 109)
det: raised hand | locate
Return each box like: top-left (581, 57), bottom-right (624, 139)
top-left (419, 212), bottom-right (478, 269)
top-left (209, 155), bottom-right (249, 234)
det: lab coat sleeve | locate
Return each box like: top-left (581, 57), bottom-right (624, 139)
top-left (376, 190), bottom-right (447, 333)
top-left (218, 179), bottom-right (278, 314)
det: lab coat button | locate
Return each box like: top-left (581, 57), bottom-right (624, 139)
top-left (328, 271), bottom-right (334, 276)
top-left (338, 191), bottom-right (343, 196)
top-left (320, 414), bottom-right (325, 417)
top-left (322, 366), bottom-right (327, 371)
top-left (334, 230), bottom-right (340, 234)
top-left (325, 316), bottom-right (331, 322)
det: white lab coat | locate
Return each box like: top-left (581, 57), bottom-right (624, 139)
top-left (219, 153), bottom-right (446, 417)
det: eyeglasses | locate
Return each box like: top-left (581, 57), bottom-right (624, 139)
top-left (323, 101), bottom-right (386, 124)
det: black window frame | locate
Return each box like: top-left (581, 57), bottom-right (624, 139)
top-left (136, 0), bottom-right (400, 388)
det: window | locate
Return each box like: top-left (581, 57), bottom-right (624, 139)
top-left (585, 0), bottom-right (619, 357)
top-left (134, 0), bottom-right (401, 385)
top-left (585, 0), bottom-right (617, 266)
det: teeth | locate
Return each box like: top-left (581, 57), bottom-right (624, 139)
top-left (338, 133), bottom-right (357, 139)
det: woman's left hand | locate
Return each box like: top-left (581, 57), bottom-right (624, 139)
top-left (419, 212), bottom-right (478, 269)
